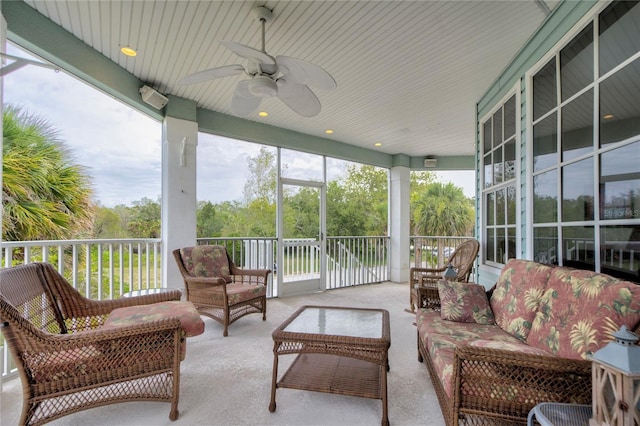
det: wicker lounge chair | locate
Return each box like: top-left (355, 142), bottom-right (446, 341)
top-left (173, 245), bottom-right (270, 336)
top-left (408, 239), bottom-right (479, 312)
top-left (0, 262), bottom-right (187, 425)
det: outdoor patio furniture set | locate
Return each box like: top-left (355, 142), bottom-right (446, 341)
top-left (2, 245), bottom-right (394, 425)
top-left (415, 258), bottom-right (640, 425)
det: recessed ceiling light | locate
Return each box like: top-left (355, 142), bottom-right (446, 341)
top-left (325, 129), bottom-right (334, 134)
top-left (258, 111), bottom-right (268, 117)
top-left (120, 46), bottom-right (137, 57)
top-left (374, 142), bottom-right (382, 147)
top-left (603, 114), bottom-right (614, 119)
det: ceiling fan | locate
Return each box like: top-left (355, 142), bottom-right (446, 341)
top-left (177, 6), bottom-right (337, 118)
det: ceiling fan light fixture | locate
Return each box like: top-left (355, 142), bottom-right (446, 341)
top-left (249, 76), bottom-right (278, 97)
top-left (258, 111), bottom-right (269, 117)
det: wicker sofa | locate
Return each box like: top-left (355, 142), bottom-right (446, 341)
top-left (416, 259), bottom-right (640, 425)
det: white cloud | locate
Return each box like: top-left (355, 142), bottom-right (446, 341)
top-left (4, 45), bottom-right (162, 207)
top-left (434, 171), bottom-right (476, 198)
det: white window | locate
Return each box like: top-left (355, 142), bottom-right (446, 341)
top-left (529, 1), bottom-right (640, 282)
top-left (481, 92), bottom-right (518, 267)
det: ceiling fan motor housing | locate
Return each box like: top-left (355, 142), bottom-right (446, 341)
top-left (249, 75), bottom-right (278, 97)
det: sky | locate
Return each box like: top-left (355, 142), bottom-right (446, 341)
top-left (4, 43), bottom-right (475, 208)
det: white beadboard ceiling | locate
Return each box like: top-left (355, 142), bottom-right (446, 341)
top-left (22, 0), bottom-right (557, 158)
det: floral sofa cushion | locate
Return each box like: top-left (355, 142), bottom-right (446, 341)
top-left (438, 280), bottom-right (495, 325)
top-left (180, 245), bottom-right (232, 283)
top-left (416, 309), bottom-right (525, 398)
top-left (490, 259), bottom-right (554, 341)
top-left (526, 268), bottom-right (640, 360)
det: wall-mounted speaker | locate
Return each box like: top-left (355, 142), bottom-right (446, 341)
top-left (139, 85), bottom-right (168, 110)
top-left (423, 158), bottom-right (437, 168)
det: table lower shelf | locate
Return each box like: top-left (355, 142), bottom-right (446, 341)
top-left (277, 353), bottom-right (383, 400)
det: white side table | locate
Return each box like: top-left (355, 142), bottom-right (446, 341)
top-left (527, 402), bottom-right (592, 426)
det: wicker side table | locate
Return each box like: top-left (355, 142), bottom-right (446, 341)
top-left (527, 402), bottom-right (592, 426)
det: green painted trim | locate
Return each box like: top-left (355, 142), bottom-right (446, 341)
top-left (197, 108), bottom-right (396, 168)
top-left (478, 0), bottom-right (599, 117)
top-left (392, 154), bottom-right (411, 168)
top-left (166, 95), bottom-right (197, 122)
top-left (2, 0), bottom-right (163, 121)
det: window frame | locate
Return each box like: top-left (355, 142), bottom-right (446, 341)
top-left (479, 84), bottom-right (521, 272)
top-left (525, 0), bottom-right (640, 280)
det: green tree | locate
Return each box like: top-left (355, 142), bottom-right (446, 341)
top-left (412, 182), bottom-right (474, 236)
top-left (92, 205), bottom-right (127, 238)
top-left (327, 165), bottom-right (388, 236)
top-left (196, 200), bottom-right (218, 237)
top-left (243, 147), bottom-right (277, 204)
top-left (2, 105), bottom-right (93, 241)
top-left (284, 187), bottom-right (319, 238)
top-left (127, 197), bottom-right (161, 238)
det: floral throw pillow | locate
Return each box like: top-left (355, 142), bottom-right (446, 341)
top-left (438, 280), bottom-right (495, 325)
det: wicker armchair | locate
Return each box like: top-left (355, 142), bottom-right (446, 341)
top-left (409, 239), bottom-right (479, 312)
top-left (0, 262), bottom-right (185, 426)
top-left (173, 245), bottom-right (270, 336)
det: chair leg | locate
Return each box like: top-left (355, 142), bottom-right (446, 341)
top-left (262, 298), bottom-right (267, 321)
top-left (223, 307), bottom-right (230, 337)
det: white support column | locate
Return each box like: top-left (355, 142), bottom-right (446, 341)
top-left (389, 166), bottom-right (410, 283)
top-left (162, 116), bottom-right (198, 291)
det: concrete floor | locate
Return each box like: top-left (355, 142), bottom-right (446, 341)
top-left (1, 281), bottom-right (445, 426)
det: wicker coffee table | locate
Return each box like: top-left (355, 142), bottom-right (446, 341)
top-left (269, 305), bottom-right (391, 426)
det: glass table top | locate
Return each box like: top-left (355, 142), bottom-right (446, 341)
top-left (283, 307), bottom-right (383, 338)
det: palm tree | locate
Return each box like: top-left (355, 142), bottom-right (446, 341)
top-left (412, 182), bottom-right (474, 237)
top-left (2, 105), bottom-right (94, 242)
top-left (412, 182), bottom-right (474, 265)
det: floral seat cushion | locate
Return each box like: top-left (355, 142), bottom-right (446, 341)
top-left (490, 259), bottom-right (554, 341)
top-left (416, 309), bottom-right (527, 398)
top-left (526, 268), bottom-right (640, 359)
top-left (103, 301), bottom-right (205, 337)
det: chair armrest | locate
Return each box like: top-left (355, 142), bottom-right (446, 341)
top-left (231, 268), bottom-right (271, 285)
top-left (416, 285), bottom-right (441, 310)
top-left (410, 267), bottom-right (446, 285)
top-left (16, 319), bottom-right (183, 383)
top-left (60, 290), bottom-right (184, 331)
top-left (183, 276), bottom-right (228, 293)
top-left (453, 345), bottom-right (592, 419)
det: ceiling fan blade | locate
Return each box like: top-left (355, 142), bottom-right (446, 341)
top-left (276, 79), bottom-right (321, 117)
top-left (220, 40), bottom-right (276, 65)
top-left (275, 56), bottom-right (337, 91)
top-left (231, 80), bottom-right (262, 116)
top-left (177, 64), bottom-right (245, 85)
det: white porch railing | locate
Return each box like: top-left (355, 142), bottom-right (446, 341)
top-left (1, 238), bottom-right (162, 383)
top-left (197, 236), bottom-right (390, 295)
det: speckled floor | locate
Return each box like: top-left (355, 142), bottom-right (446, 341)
top-left (1, 281), bottom-right (444, 426)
